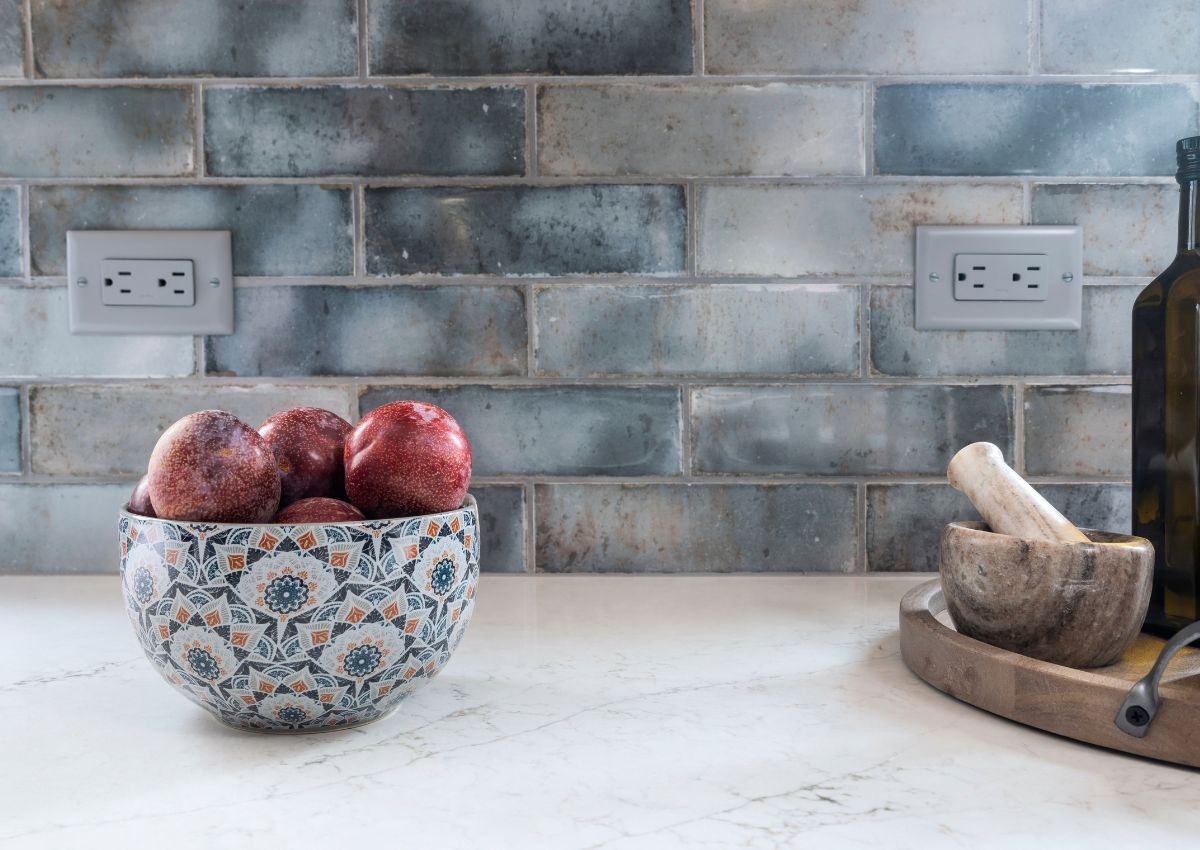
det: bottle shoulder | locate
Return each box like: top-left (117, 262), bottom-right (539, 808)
top-left (1138, 255), bottom-right (1200, 305)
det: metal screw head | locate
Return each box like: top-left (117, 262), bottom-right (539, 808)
top-left (75, 277), bottom-right (87, 288)
top-left (209, 277), bottom-right (221, 288)
top-left (1125, 705), bottom-right (1150, 727)
top-left (1062, 272), bottom-right (1074, 283)
top-left (929, 272), bottom-right (940, 282)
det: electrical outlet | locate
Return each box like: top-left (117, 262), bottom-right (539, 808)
top-left (67, 230), bottom-right (233, 335)
top-left (100, 259), bottom-right (195, 307)
top-left (915, 225), bottom-right (1083, 330)
top-left (953, 254), bottom-right (1048, 302)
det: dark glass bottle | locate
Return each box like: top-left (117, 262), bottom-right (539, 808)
top-left (1133, 135), bottom-right (1200, 637)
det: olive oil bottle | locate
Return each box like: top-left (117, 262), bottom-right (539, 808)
top-left (1133, 136), bottom-right (1200, 636)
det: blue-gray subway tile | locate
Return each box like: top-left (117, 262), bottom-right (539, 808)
top-left (0, 86), bottom-right (193, 177)
top-left (697, 183), bottom-right (1022, 276)
top-left (870, 285), bottom-right (1138, 377)
top-left (31, 0), bottom-right (356, 78)
top-left (30, 383), bottom-right (356, 476)
top-left (1032, 183), bottom-right (1179, 277)
top-left (29, 185), bottom-right (352, 277)
top-left (866, 482), bottom-right (1131, 572)
top-left (365, 185), bottom-right (686, 277)
top-left (874, 84), bottom-right (1199, 176)
top-left (1042, 0), bottom-right (1200, 74)
top-left (534, 284), bottom-right (858, 378)
top-left (205, 86), bottom-right (524, 178)
top-left (534, 482), bottom-right (857, 573)
top-left (0, 0), bottom-right (21, 76)
top-left (0, 288), bottom-right (195, 378)
top-left (0, 483), bottom-right (130, 572)
top-left (691, 384), bottom-right (1013, 475)
top-left (0, 187), bottom-right (19, 277)
top-left (537, 83), bottom-right (863, 177)
top-left (1024, 385), bottom-right (1130, 477)
top-left (705, 0), bottom-right (1027, 75)
top-left (473, 484), bottom-right (526, 573)
top-left (0, 387), bottom-right (18, 472)
top-left (360, 385), bottom-right (682, 476)
top-left (206, 285), bottom-right (527, 378)
top-left (368, 0), bottom-right (692, 75)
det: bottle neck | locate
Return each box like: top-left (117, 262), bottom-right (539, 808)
top-left (1181, 179), bottom-right (1199, 254)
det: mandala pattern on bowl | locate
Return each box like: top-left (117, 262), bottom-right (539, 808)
top-left (119, 497), bottom-right (479, 732)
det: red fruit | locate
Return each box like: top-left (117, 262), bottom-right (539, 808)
top-left (258, 407), bottom-right (353, 507)
top-left (128, 474), bottom-right (156, 518)
top-left (274, 497), bottom-right (366, 524)
top-left (344, 401), bottom-right (471, 519)
top-left (147, 410), bottom-right (280, 523)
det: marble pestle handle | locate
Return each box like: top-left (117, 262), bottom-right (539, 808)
top-left (947, 442), bottom-right (1090, 544)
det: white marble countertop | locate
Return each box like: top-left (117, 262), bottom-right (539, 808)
top-left (1, 574), bottom-right (1197, 849)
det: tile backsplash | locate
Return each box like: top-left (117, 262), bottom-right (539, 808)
top-left (2, 0), bottom-right (1198, 574)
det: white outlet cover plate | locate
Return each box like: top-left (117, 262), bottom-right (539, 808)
top-left (67, 230), bottom-right (233, 335)
top-left (914, 225), bottom-right (1083, 330)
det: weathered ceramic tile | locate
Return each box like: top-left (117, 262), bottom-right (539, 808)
top-left (207, 285), bottom-right (527, 378)
top-left (0, 484), bottom-right (130, 572)
top-left (534, 483), bottom-right (857, 573)
top-left (0, 387), bottom-right (18, 472)
top-left (360, 385), bottom-right (682, 476)
top-left (705, 0), bottom-right (1027, 75)
top-left (698, 184), bottom-right (1022, 276)
top-left (866, 483), bottom-right (1131, 572)
top-left (205, 86), bottom-right (524, 177)
top-left (365, 186), bottom-right (686, 277)
top-left (0, 86), bottom-right (193, 177)
top-left (369, 0), bottom-right (692, 75)
top-left (30, 185), bottom-right (352, 277)
top-left (473, 484), bottom-right (526, 573)
top-left (534, 284), bottom-right (858, 377)
top-left (870, 286), bottom-right (1139, 377)
top-left (691, 384), bottom-right (1012, 475)
top-left (538, 84), bottom-right (863, 177)
top-left (30, 383), bottom-right (356, 476)
top-left (0, 288), bottom-right (194, 378)
top-left (0, 187), bottom-right (20, 277)
top-left (31, 0), bottom-right (356, 77)
top-left (874, 84), bottom-right (1198, 176)
top-left (0, 0), bottom-right (22, 77)
top-left (1042, 0), bottom-right (1200, 74)
top-left (1032, 184), bottom-right (1179, 277)
top-left (1024, 385), bottom-right (1131, 477)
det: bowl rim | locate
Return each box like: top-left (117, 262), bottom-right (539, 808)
top-left (943, 519), bottom-right (1152, 551)
top-left (120, 493), bottom-right (478, 530)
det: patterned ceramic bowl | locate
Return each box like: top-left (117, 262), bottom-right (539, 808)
top-left (119, 496), bottom-right (479, 733)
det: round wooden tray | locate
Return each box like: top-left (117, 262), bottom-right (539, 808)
top-left (900, 578), bottom-right (1200, 768)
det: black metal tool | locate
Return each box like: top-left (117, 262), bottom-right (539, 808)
top-left (1115, 621), bottom-right (1200, 737)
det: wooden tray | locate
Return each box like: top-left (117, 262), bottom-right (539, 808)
top-left (900, 578), bottom-right (1200, 768)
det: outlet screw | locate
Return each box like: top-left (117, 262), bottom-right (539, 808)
top-left (209, 277), bottom-right (221, 288)
top-left (75, 277), bottom-right (87, 288)
top-left (1062, 272), bottom-right (1074, 283)
top-left (1125, 705), bottom-right (1150, 727)
top-left (929, 272), bottom-right (940, 282)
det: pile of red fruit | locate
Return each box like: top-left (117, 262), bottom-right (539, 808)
top-left (127, 401), bottom-right (472, 524)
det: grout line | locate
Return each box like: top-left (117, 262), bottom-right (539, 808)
top-left (862, 81), bottom-right (874, 176)
top-left (524, 481), bottom-right (536, 574)
top-left (680, 381), bottom-right (692, 474)
top-left (357, 0), bottom-right (369, 78)
top-left (1029, 0), bottom-right (1043, 76)
top-left (1013, 380), bottom-right (1027, 473)
top-left (692, 0), bottom-right (705, 75)
top-left (525, 282), bottom-right (536, 376)
top-left (856, 482), bottom-right (867, 573)
top-left (18, 183), bottom-right (30, 279)
top-left (19, 384), bottom-right (31, 476)
top-left (1022, 178), bottom-right (1033, 222)
top-left (193, 337), bottom-right (205, 377)
top-left (525, 83), bottom-right (538, 177)
top-left (193, 82), bottom-right (205, 177)
top-left (20, 0), bottom-right (33, 79)
top-left (858, 282), bottom-right (870, 377)
top-left (685, 180), bottom-right (698, 275)
top-left (353, 185), bottom-right (365, 277)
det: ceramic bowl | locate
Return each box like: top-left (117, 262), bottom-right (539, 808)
top-left (939, 520), bottom-right (1153, 668)
top-left (119, 496), bottom-right (479, 732)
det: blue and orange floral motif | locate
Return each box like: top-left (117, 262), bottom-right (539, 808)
top-left (119, 497), bottom-right (479, 732)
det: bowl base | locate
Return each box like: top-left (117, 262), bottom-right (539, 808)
top-left (208, 702), bottom-right (403, 735)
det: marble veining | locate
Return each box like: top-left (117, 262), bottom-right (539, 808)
top-left (1, 575), bottom-right (1198, 848)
